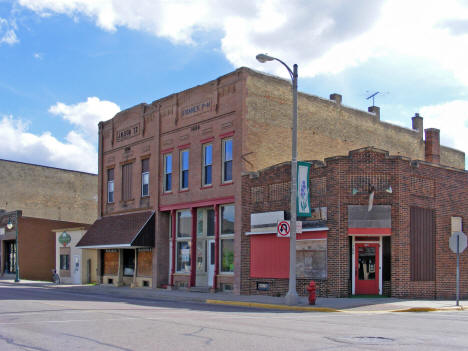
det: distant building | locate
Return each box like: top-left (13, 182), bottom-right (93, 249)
top-left (77, 67), bottom-right (465, 295)
top-left (0, 159), bottom-right (98, 224)
top-left (0, 160), bottom-right (97, 281)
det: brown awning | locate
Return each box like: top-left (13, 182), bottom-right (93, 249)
top-left (77, 211), bottom-right (155, 248)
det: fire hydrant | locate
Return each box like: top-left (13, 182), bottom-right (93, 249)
top-left (306, 281), bottom-right (316, 305)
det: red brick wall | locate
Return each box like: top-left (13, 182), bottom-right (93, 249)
top-left (241, 147), bottom-right (468, 298)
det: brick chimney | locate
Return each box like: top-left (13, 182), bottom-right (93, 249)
top-left (329, 93), bottom-right (342, 105)
top-left (424, 128), bottom-right (440, 164)
top-left (368, 106), bottom-right (380, 121)
top-left (412, 113), bottom-right (423, 139)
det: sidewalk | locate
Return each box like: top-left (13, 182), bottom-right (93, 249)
top-left (1, 278), bottom-right (465, 313)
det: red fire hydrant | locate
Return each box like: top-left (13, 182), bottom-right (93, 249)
top-left (306, 281), bottom-right (316, 305)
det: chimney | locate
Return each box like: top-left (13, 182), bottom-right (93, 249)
top-left (412, 113), bottom-right (423, 139)
top-left (329, 93), bottom-right (342, 105)
top-left (368, 106), bottom-right (380, 121)
top-left (424, 128), bottom-right (440, 164)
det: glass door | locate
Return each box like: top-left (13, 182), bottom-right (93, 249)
top-left (355, 243), bottom-right (379, 295)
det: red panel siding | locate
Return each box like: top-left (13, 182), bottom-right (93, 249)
top-left (250, 231), bottom-right (327, 278)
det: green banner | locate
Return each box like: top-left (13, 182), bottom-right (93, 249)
top-left (297, 161), bottom-right (311, 217)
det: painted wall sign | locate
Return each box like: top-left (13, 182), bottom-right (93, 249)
top-left (116, 123), bottom-right (140, 142)
top-left (181, 99), bottom-right (212, 117)
top-left (58, 231), bottom-right (72, 247)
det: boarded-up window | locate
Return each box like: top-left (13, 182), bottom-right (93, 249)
top-left (296, 239), bottom-right (327, 279)
top-left (137, 249), bottom-right (152, 277)
top-left (103, 250), bottom-right (119, 275)
top-left (410, 207), bottom-right (435, 281)
top-left (122, 163), bottom-right (133, 201)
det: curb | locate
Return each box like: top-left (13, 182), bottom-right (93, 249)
top-left (392, 306), bottom-right (465, 312)
top-left (206, 299), bottom-right (341, 312)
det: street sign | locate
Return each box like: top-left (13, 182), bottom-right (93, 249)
top-left (449, 231), bottom-right (467, 254)
top-left (277, 221), bottom-right (302, 237)
top-left (449, 231), bottom-right (467, 307)
top-left (277, 221), bottom-right (290, 237)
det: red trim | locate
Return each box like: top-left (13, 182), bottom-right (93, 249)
top-left (178, 143), bottom-right (191, 150)
top-left (297, 231), bottom-right (327, 239)
top-left (355, 236), bottom-right (380, 242)
top-left (189, 207), bottom-right (197, 287)
top-left (179, 189), bottom-right (189, 193)
top-left (159, 196), bottom-right (235, 211)
top-left (219, 131), bottom-right (235, 139)
top-left (170, 210), bottom-right (176, 286)
top-left (355, 243), bottom-right (379, 294)
top-left (220, 181), bottom-right (233, 186)
top-left (200, 137), bottom-right (215, 144)
top-left (201, 185), bottom-right (213, 190)
top-left (214, 204), bottom-right (219, 290)
top-left (161, 147), bottom-right (174, 154)
top-left (348, 227), bottom-right (391, 235)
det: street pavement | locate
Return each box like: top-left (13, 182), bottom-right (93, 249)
top-left (1, 281), bottom-right (468, 351)
top-left (0, 278), bottom-right (465, 313)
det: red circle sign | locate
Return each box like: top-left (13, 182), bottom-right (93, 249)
top-left (277, 221), bottom-right (290, 236)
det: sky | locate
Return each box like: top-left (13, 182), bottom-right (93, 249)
top-left (1, 0), bottom-right (468, 173)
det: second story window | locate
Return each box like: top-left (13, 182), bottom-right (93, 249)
top-left (141, 158), bottom-right (149, 197)
top-left (222, 138), bottom-right (233, 183)
top-left (202, 144), bottom-right (212, 186)
top-left (164, 154), bottom-right (172, 192)
top-left (107, 168), bottom-right (114, 203)
top-left (180, 150), bottom-right (189, 190)
top-left (122, 163), bottom-right (133, 201)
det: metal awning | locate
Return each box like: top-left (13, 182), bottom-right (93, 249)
top-left (77, 211), bottom-right (155, 249)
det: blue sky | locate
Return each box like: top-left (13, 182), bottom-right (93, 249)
top-left (1, 0), bottom-right (468, 172)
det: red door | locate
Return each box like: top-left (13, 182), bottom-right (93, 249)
top-left (355, 243), bottom-right (379, 295)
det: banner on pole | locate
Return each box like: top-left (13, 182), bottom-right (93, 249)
top-left (297, 161), bottom-right (311, 217)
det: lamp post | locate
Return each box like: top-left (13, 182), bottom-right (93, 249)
top-left (6, 213), bottom-right (20, 283)
top-left (256, 53), bottom-right (299, 305)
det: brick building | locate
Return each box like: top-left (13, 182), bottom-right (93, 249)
top-left (77, 67), bottom-right (465, 295)
top-left (0, 160), bottom-right (97, 281)
top-left (242, 142), bottom-right (468, 298)
top-left (0, 210), bottom-right (88, 281)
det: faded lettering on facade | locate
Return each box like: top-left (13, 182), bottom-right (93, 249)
top-left (116, 123), bottom-right (140, 142)
top-left (181, 99), bottom-right (212, 117)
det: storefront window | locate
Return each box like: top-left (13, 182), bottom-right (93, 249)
top-left (123, 249), bottom-right (135, 276)
top-left (221, 239), bottom-right (234, 272)
top-left (220, 204), bottom-right (234, 273)
top-left (177, 241), bottom-right (191, 272)
top-left (60, 254), bottom-right (70, 270)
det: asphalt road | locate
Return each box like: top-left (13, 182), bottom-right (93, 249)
top-left (1, 283), bottom-right (468, 350)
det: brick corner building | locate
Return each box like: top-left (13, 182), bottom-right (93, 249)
top-left (78, 67), bottom-right (466, 296)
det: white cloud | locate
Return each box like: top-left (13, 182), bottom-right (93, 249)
top-left (49, 97), bottom-right (120, 140)
top-left (0, 115), bottom-right (97, 173)
top-left (0, 18), bottom-right (18, 45)
top-left (33, 52), bottom-right (43, 59)
top-left (0, 97), bottom-right (120, 173)
top-left (420, 100), bottom-right (468, 158)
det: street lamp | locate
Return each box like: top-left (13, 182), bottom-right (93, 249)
top-left (256, 53), bottom-right (299, 305)
top-left (6, 214), bottom-right (20, 283)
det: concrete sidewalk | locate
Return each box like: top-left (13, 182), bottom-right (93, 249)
top-left (1, 278), bottom-right (465, 313)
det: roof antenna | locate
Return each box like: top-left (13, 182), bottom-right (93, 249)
top-left (366, 91), bottom-right (380, 107)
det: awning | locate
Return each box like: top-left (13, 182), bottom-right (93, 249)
top-left (77, 211), bottom-right (155, 248)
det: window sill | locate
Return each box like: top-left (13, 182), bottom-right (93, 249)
top-left (219, 272), bottom-right (234, 275)
top-left (201, 185), bottom-right (213, 189)
top-left (220, 181), bottom-right (233, 186)
top-left (141, 195), bottom-right (150, 199)
top-left (162, 191), bottom-right (173, 196)
top-left (179, 189), bottom-right (189, 193)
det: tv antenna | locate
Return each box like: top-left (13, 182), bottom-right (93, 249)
top-left (366, 91), bottom-right (380, 107)
top-left (365, 91), bottom-right (389, 107)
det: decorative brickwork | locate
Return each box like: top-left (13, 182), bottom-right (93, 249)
top-left (241, 147), bottom-right (468, 299)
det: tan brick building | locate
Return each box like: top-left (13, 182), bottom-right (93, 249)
top-left (0, 160), bottom-right (97, 281)
top-left (78, 67), bottom-right (465, 294)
